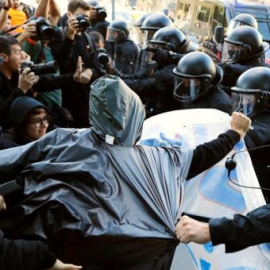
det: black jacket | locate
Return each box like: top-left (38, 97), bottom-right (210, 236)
top-left (244, 113), bottom-right (270, 202)
top-left (0, 230), bottom-right (56, 270)
top-left (210, 204), bottom-right (270, 253)
top-left (53, 31), bottom-right (103, 128)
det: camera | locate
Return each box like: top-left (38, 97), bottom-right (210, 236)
top-left (21, 61), bottom-right (59, 75)
top-left (96, 48), bottom-right (109, 65)
top-left (76, 14), bottom-right (90, 31)
top-left (96, 7), bottom-right (107, 21)
top-left (32, 17), bottom-right (55, 41)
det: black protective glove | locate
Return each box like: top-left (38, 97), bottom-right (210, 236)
top-left (146, 47), bottom-right (183, 65)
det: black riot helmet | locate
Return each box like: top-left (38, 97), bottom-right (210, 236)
top-left (231, 67), bottom-right (270, 118)
top-left (173, 52), bottom-right (223, 103)
top-left (134, 12), bottom-right (155, 28)
top-left (107, 19), bottom-right (129, 42)
top-left (140, 13), bottom-right (173, 31)
top-left (134, 12), bottom-right (154, 47)
top-left (222, 25), bottom-right (269, 63)
top-left (227, 13), bottom-right (258, 35)
top-left (140, 14), bottom-right (173, 45)
top-left (148, 26), bottom-right (189, 53)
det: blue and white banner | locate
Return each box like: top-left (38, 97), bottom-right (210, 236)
top-left (139, 109), bottom-right (270, 270)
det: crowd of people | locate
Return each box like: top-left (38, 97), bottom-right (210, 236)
top-left (0, 0), bottom-right (270, 269)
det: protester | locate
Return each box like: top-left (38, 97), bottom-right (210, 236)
top-left (0, 75), bottom-right (251, 268)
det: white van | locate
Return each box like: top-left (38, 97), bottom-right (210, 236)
top-left (171, 0), bottom-right (270, 62)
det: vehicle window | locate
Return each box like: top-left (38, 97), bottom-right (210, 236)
top-left (212, 6), bottom-right (225, 34)
top-left (196, 5), bottom-right (210, 22)
top-left (176, 1), bottom-right (191, 21)
top-left (192, 4), bottom-right (211, 35)
top-left (234, 6), bottom-right (270, 42)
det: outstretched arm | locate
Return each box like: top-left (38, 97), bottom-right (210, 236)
top-left (176, 204), bottom-right (270, 253)
top-left (187, 112), bottom-right (251, 179)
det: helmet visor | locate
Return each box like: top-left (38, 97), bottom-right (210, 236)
top-left (173, 76), bottom-right (211, 102)
top-left (222, 41), bottom-right (246, 63)
top-left (231, 90), bottom-right (259, 118)
top-left (227, 21), bottom-right (246, 35)
top-left (141, 30), bottom-right (156, 47)
top-left (106, 29), bottom-right (118, 42)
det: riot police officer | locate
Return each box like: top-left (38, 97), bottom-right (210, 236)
top-left (123, 26), bottom-right (192, 116)
top-left (173, 51), bottom-right (232, 114)
top-left (133, 12), bottom-right (154, 49)
top-left (135, 13), bottom-right (174, 77)
top-left (231, 66), bottom-right (270, 202)
top-left (226, 13), bottom-right (258, 36)
top-left (106, 19), bottom-right (139, 75)
top-left (220, 25), bottom-right (269, 95)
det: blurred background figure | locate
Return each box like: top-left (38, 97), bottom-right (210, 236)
top-left (106, 19), bottom-right (139, 75)
top-left (133, 12), bottom-right (154, 49)
top-left (7, 0), bottom-right (27, 34)
top-left (86, 0), bottom-right (110, 41)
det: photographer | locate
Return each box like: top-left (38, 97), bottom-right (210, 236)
top-left (54, 0), bottom-right (103, 128)
top-left (0, 33), bottom-right (91, 130)
top-left (85, 0), bottom-right (110, 41)
top-left (0, 35), bottom-right (37, 129)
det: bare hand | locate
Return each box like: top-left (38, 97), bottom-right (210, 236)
top-left (48, 259), bottom-right (82, 270)
top-left (73, 58), bottom-right (92, 84)
top-left (230, 112), bottom-right (252, 138)
top-left (0, 195), bottom-right (6, 211)
top-left (18, 67), bottom-right (38, 93)
top-left (66, 16), bottom-right (79, 39)
top-left (175, 215), bottom-right (211, 244)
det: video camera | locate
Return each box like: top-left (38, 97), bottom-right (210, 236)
top-left (96, 48), bottom-right (109, 65)
top-left (76, 14), bottom-right (90, 31)
top-left (32, 17), bottom-right (55, 41)
top-left (21, 61), bottom-right (59, 75)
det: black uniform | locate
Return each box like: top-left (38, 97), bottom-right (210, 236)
top-left (220, 58), bottom-right (270, 95)
top-left (176, 85), bottom-right (232, 115)
top-left (210, 204), bottom-right (270, 253)
top-left (107, 39), bottom-right (139, 75)
top-left (244, 113), bottom-right (270, 202)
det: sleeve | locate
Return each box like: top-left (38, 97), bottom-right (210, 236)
top-left (209, 204), bottom-right (270, 252)
top-left (33, 73), bottom-right (74, 92)
top-left (0, 230), bottom-right (56, 270)
top-left (56, 36), bottom-right (74, 70)
top-left (187, 130), bottom-right (240, 179)
top-left (244, 120), bottom-right (270, 149)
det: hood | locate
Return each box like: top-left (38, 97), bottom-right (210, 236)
top-left (89, 75), bottom-right (146, 146)
top-left (10, 96), bottom-right (51, 129)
